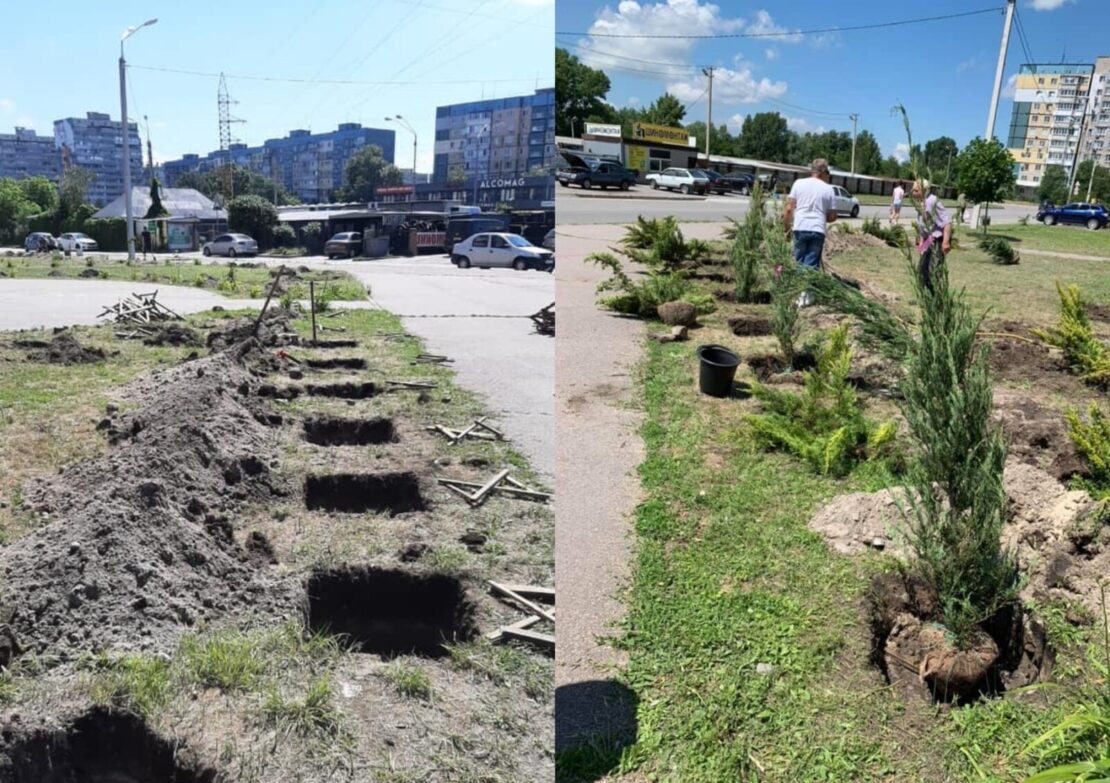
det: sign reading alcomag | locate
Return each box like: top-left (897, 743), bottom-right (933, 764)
top-left (632, 122), bottom-right (693, 147)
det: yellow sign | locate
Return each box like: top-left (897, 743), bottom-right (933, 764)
top-left (626, 146), bottom-right (647, 173)
top-left (632, 122), bottom-right (690, 147)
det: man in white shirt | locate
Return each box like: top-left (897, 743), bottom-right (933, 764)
top-left (783, 158), bottom-right (838, 273)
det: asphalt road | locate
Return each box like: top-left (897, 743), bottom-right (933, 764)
top-left (556, 187), bottom-right (1039, 225)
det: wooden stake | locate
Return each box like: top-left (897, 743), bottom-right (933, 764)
top-left (310, 280), bottom-right (318, 344)
top-left (485, 614), bottom-right (542, 641)
top-left (253, 266), bottom-right (288, 337)
top-left (469, 468), bottom-right (511, 505)
top-left (489, 581), bottom-right (556, 624)
top-left (500, 626), bottom-right (554, 650)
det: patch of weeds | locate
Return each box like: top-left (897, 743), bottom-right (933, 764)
top-left (249, 284), bottom-right (263, 298)
top-left (379, 662), bottom-right (432, 700)
top-left (1033, 283), bottom-right (1110, 387)
top-left (422, 545), bottom-right (471, 574)
top-left (862, 215), bottom-right (908, 248)
top-left (586, 251), bottom-right (713, 319)
top-left (88, 653), bottom-right (172, 718)
top-left (980, 235), bottom-right (1021, 265)
top-left (179, 629), bottom-right (265, 692)
top-left (261, 675), bottom-right (342, 739)
top-left (447, 640), bottom-right (550, 700)
top-left (620, 215), bottom-right (711, 272)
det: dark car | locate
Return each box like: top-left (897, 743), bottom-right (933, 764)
top-left (556, 152), bottom-right (637, 191)
top-left (721, 172), bottom-right (755, 195)
top-left (23, 232), bottom-right (57, 252)
top-left (1036, 202), bottom-right (1109, 230)
top-left (698, 169), bottom-right (731, 196)
top-left (325, 232), bottom-right (362, 258)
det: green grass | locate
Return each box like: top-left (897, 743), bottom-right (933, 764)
top-left (0, 255), bottom-right (367, 300)
top-left (261, 675), bottom-right (344, 739)
top-left (180, 630), bottom-right (268, 692)
top-left (379, 662), bottom-right (433, 700)
top-left (558, 336), bottom-right (1103, 782)
top-left (88, 653), bottom-right (173, 718)
top-left (979, 223), bottom-right (1110, 257)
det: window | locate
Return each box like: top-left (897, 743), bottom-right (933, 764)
top-left (472, 235), bottom-right (489, 248)
top-left (491, 236), bottom-right (508, 248)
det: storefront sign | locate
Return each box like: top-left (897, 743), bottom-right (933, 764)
top-left (584, 123), bottom-right (622, 138)
top-left (626, 146), bottom-right (647, 173)
top-left (632, 122), bottom-right (693, 147)
top-left (167, 223), bottom-right (192, 252)
top-left (376, 185), bottom-right (415, 195)
top-left (479, 177), bottom-right (526, 188)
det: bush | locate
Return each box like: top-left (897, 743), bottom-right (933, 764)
top-left (1066, 404), bottom-right (1110, 502)
top-left (1032, 283), bottom-right (1110, 387)
top-left (620, 215), bottom-right (710, 272)
top-left (747, 323), bottom-right (900, 477)
top-left (81, 218), bottom-right (127, 252)
top-left (586, 251), bottom-right (713, 318)
top-left (228, 194), bottom-right (278, 249)
top-left (271, 223), bottom-right (296, 249)
top-left (978, 235), bottom-right (1020, 265)
top-left (765, 206), bottom-right (801, 365)
top-left (861, 215), bottom-right (907, 248)
top-left (301, 221), bottom-right (324, 253)
top-left (729, 182), bottom-right (766, 303)
top-left (899, 250), bottom-right (1020, 646)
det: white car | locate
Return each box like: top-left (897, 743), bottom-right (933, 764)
top-left (645, 168), bottom-right (707, 195)
top-left (203, 233), bottom-right (258, 258)
top-left (56, 232), bottom-right (98, 252)
top-left (831, 185), bottom-right (861, 218)
top-left (450, 233), bottom-right (554, 272)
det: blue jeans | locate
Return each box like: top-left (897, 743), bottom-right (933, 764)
top-left (793, 231), bottom-right (825, 270)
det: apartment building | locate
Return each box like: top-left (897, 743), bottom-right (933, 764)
top-left (1078, 56), bottom-right (1110, 172)
top-left (53, 112), bottom-right (143, 206)
top-left (432, 88), bottom-right (556, 184)
top-left (162, 123), bottom-right (395, 204)
top-left (0, 127), bottom-right (61, 181)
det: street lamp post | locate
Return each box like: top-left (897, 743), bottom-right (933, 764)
top-left (120, 18), bottom-right (157, 261)
top-left (386, 115), bottom-right (417, 213)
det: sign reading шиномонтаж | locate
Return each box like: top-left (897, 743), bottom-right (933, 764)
top-left (632, 122), bottom-right (693, 147)
top-left (584, 123), bottom-right (622, 138)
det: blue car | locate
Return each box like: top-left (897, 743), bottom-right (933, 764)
top-left (1036, 201), bottom-right (1109, 230)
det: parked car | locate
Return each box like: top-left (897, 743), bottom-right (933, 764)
top-left (23, 232), bottom-right (57, 252)
top-left (721, 172), bottom-right (755, 194)
top-left (556, 152), bottom-right (637, 190)
top-left (645, 167), bottom-right (708, 195)
top-left (445, 214), bottom-right (512, 253)
top-left (202, 233), bottom-right (258, 258)
top-left (542, 228), bottom-right (555, 250)
top-left (324, 231), bottom-right (362, 258)
top-left (450, 232), bottom-right (554, 272)
top-left (56, 232), bottom-right (98, 252)
top-left (830, 185), bottom-right (861, 217)
top-left (698, 169), bottom-right (732, 196)
top-left (1036, 201), bottom-right (1108, 230)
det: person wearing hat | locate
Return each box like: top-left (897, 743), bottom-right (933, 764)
top-left (911, 178), bottom-right (952, 291)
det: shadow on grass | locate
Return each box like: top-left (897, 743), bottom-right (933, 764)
top-left (555, 679), bottom-right (638, 782)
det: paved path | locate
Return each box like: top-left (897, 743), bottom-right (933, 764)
top-left (1019, 247), bottom-right (1110, 262)
top-left (0, 278), bottom-right (255, 331)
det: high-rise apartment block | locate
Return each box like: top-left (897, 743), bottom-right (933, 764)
top-left (0, 127), bottom-right (61, 182)
top-left (432, 88), bottom-right (555, 183)
top-left (162, 124), bottom-right (395, 204)
top-left (53, 112), bottom-right (143, 206)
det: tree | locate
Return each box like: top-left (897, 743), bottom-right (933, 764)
top-left (144, 178), bottom-right (170, 219)
top-left (175, 166), bottom-right (296, 206)
top-left (0, 178), bottom-right (36, 242)
top-left (686, 121), bottom-right (741, 157)
top-left (58, 167), bottom-right (95, 222)
top-left (555, 48), bottom-right (613, 137)
top-left (640, 93), bottom-right (686, 127)
top-left (336, 145), bottom-right (402, 202)
top-left (447, 165), bottom-right (467, 185)
top-left (18, 176), bottom-right (58, 213)
top-left (228, 195), bottom-right (278, 248)
top-left (954, 137), bottom-right (1015, 220)
top-left (922, 136), bottom-right (959, 182)
top-left (1036, 164), bottom-right (1069, 204)
top-left (737, 112), bottom-right (790, 162)
top-left (1074, 160), bottom-right (1110, 203)
top-left (854, 130), bottom-right (883, 176)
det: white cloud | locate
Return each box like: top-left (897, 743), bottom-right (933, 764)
top-left (891, 142), bottom-right (911, 163)
top-left (576, 0), bottom-right (744, 78)
top-left (0, 98), bottom-right (14, 112)
top-left (1002, 73), bottom-right (1019, 98)
top-left (786, 116), bottom-right (826, 134)
top-left (1029, 0), bottom-right (1074, 9)
top-left (627, 96), bottom-right (640, 105)
top-left (745, 9), bottom-right (801, 42)
top-left (727, 113), bottom-right (748, 133)
top-left (668, 64), bottom-right (787, 105)
top-left (765, 47), bottom-right (778, 60)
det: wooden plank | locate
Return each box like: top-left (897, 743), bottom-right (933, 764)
top-left (501, 585), bottom-right (555, 602)
top-left (500, 626), bottom-right (555, 650)
top-left (442, 483), bottom-right (477, 503)
top-left (473, 419), bottom-right (505, 439)
top-left (484, 614), bottom-right (542, 641)
top-left (451, 416), bottom-right (486, 444)
top-left (471, 468), bottom-right (511, 506)
top-left (489, 581), bottom-right (556, 624)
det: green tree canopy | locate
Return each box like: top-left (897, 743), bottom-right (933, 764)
top-left (144, 178), bottom-right (170, 219)
top-left (955, 137), bottom-right (1015, 205)
top-left (555, 48), bottom-right (613, 137)
top-left (175, 165), bottom-right (297, 206)
top-left (922, 136), bottom-right (959, 182)
top-left (1074, 160), bottom-right (1110, 203)
top-left (18, 176), bottom-right (58, 213)
top-left (640, 92), bottom-right (686, 127)
top-left (853, 130), bottom-right (883, 176)
top-left (1036, 164), bottom-right (1069, 204)
top-left (737, 112), bottom-right (790, 162)
top-left (336, 145), bottom-right (403, 202)
top-left (0, 178), bottom-right (38, 242)
top-left (227, 194), bottom-right (278, 247)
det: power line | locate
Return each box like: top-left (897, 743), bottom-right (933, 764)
top-left (128, 64), bottom-right (543, 86)
top-left (557, 6), bottom-right (1001, 39)
top-left (1014, 7), bottom-right (1036, 65)
top-left (765, 96), bottom-right (851, 119)
top-left (557, 40), bottom-right (697, 71)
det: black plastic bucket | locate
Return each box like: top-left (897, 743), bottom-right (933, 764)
top-left (696, 344), bottom-right (741, 397)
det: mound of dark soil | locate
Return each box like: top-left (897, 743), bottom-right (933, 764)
top-left (206, 308), bottom-right (298, 352)
top-left (2, 345), bottom-right (296, 665)
top-left (141, 323), bottom-right (203, 347)
top-left (986, 324), bottom-right (1069, 390)
top-left (746, 352), bottom-right (817, 383)
top-left (728, 314), bottom-right (773, 337)
top-left (25, 333), bottom-right (105, 365)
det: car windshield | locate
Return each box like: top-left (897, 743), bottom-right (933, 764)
top-left (233, 235), bottom-right (253, 241)
top-left (73, 233), bottom-right (89, 239)
top-left (506, 235), bottom-right (533, 248)
top-left (688, 170), bottom-right (709, 179)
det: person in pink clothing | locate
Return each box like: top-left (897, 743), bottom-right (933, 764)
top-left (912, 178), bottom-right (952, 291)
top-left (890, 181), bottom-right (905, 224)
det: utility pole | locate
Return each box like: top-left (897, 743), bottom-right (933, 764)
top-left (974, 0), bottom-right (1016, 229)
top-left (144, 115), bottom-right (153, 181)
top-left (1067, 108), bottom-right (1090, 198)
top-left (119, 18), bottom-right (157, 262)
top-left (702, 66), bottom-right (714, 157)
top-left (849, 113), bottom-right (858, 175)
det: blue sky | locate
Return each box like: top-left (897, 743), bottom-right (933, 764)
top-left (0, 0), bottom-right (554, 172)
top-left (555, 0), bottom-right (1105, 161)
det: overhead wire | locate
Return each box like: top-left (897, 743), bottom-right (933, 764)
top-left (127, 64), bottom-right (540, 86)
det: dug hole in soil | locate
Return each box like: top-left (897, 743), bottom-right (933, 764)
top-left (303, 472), bottom-right (425, 514)
top-left (302, 416), bottom-right (397, 446)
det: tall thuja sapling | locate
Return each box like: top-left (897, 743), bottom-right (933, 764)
top-left (764, 203), bottom-right (801, 366)
top-left (729, 182), bottom-right (766, 302)
top-left (894, 105), bottom-right (1020, 648)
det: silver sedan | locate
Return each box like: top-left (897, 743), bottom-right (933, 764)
top-left (203, 233), bottom-right (258, 258)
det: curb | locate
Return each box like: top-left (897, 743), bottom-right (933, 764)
top-left (566, 192), bottom-right (708, 202)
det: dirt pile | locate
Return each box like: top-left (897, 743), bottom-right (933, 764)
top-left (141, 323), bottom-right (204, 347)
top-left (993, 389), bottom-right (1085, 482)
top-left (24, 333), bottom-right (106, 365)
top-left (0, 344), bottom-right (297, 664)
top-left (823, 230), bottom-right (887, 256)
top-left (810, 460), bottom-right (1107, 614)
top-left (206, 308), bottom-right (299, 352)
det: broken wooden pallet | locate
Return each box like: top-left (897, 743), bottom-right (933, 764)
top-left (426, 417), bottom-right (504, 444)
top-left (486, 582), bottom-right (555, 651)
top-left (436, 472), bottom-right (551, 506)
top-left (413, 353), bottom-right (452, 364)
top-left (530, 302), bottom-right (554, 336)
top-left (98, 291), bottom-right (182, 326)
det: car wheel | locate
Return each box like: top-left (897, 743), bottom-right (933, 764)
top-left (681, 184), bottom-right (690, 194)
top-left (741, 186), bottom-right (750, 196)
top-left (203, 247), bottom-right (211, 257)
top-left (559, 180), bottom-right (569, 187)
top-left (513, 258), bottom-right (527, 271)
top-left (349, 248), bottom-right (356, 258)
top-left (227, 248), bottom-right (237, 258)
top-left (1087, 218), bottom-right (1101, 231)
top-left (458, 257), bottom-right (471, 269)
top-left (651, 180), bottom-right (659, 189)
top-left (1044, 215), bottom-right (1056, 226)
top-left (620, 180), bottom-right (631, 191)
top-left (851, 205), bottom-right (860, 218)
top-left (581, 178), bottom-right (592, 189)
